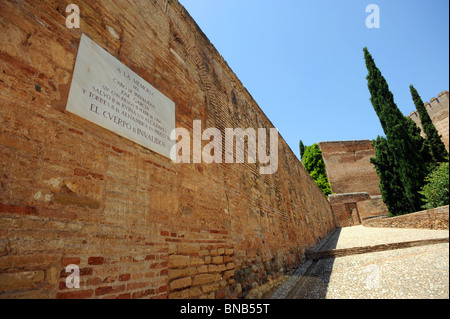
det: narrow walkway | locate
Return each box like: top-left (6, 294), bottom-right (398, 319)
top-left (270, 226), bottom-right (449, 299)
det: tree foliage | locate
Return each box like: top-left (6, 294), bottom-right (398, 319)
top-left (419, 162), bottom-right (449, 209)
top-left (410, 85), bottom-right (449, 165)
top-left (370, 136), bottom-right (413, 216)
top-left (299, 140), bottom-right (306, 160)
top-left (302, 143), bottom-right (332, 197)
top-left (364, 47), bottom-right (429, 215)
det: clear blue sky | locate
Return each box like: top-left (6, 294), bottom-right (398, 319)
top-left (179, 0), bottom-right (449, 160)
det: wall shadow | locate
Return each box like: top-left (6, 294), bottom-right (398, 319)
top-left (287, 227), bottom-right (342, 299)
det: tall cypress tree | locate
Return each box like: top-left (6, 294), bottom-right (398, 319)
top-left (363, 47), bottom-right (427, 215)
top-left (370, 136), bottom-right (415, 215)
top-left (299, 140), bottom-right (306, 160)
top-left (410, 85), bottom-right (449, 164)
top-left (405, 115), bottom-right (432, 172)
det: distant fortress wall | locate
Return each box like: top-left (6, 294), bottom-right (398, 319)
top-left (319, 140), bottom-right (381, 197)
top-left (319, 141), bottom-right (388, 227)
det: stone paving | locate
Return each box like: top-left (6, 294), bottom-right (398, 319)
top-left (270, 226), bottom-right (449, 299)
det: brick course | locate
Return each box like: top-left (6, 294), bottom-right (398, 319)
top-left (363, 206), bottom-right (449, 230)
top-left (319, 140), bottom-right (381, 196)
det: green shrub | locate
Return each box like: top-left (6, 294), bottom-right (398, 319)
top-left (419, 162), bottom-right (449, 209)
top-left (302, 144), bottom-right (332, 197)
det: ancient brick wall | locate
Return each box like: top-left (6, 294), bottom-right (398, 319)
top-left (363, 205), bottom-right (449, 230)
top-left (318, 141), bottom-right (389, 227)
top-left (328, 193), bottom-right (388, 228)
top-left (0, 0), bottom-right (335, 299)
top-left (328, 193), bottom-right (370, 227)
top-left (356, 196), bottom-right (388, 221)
top-left (409, 90), bottom-right (449, 152)
top-left (318, 140), bottom-right (381, 196)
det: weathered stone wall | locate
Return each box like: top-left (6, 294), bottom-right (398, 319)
top-left (0, 0), bottom-right (335, 299)
top-left (363, 206), bottom-right (449, 230)
top-left (356, 196), bottom-right (389, 221)
top-left (319, 140), bottom-right (381, 196)
top-left (409, 90), bottom-right (449, 152)
top-left (319, 141), bottom-right (389, 227)
top-left (328, 193), bottom-right (388, 228)
top-left (328, 193), bottom-right (370, 227)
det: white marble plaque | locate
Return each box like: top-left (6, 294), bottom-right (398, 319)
top-left (66, 34), bottom-right (175, 158)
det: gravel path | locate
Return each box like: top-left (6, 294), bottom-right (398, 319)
top-left (271, 226), bottom-right (449, 299)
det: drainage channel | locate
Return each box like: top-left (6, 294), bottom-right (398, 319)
top-left (269, 228), bottom-right (341, 299)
